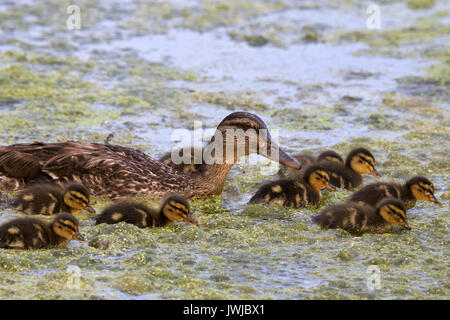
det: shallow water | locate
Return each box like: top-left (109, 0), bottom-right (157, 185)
top-left (0, 0), bottom-right (448, 299)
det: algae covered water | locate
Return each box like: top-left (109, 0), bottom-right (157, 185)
top-left (0, 0), bottom-right (448, 299)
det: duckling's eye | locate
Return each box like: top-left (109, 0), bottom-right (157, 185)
top-left (316, 177), bottom-right (320, 180)
top-left (358, 159), bottom-right (363, 163)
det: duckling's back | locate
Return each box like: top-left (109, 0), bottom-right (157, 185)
top-left (249, 179), bottom-right (318, 208)
top-left (319, 161), bottom-right (361, 189)
top-left (0, 217), bottom-right (50, 249)
top-left (13, 184), bottom-right (64, 215)
top-left (94, 201), bottom-right (153, 228)
top-left (312, 203), bottom-right (373, 233)
top-left (348, 182), bottom-right (403, 206)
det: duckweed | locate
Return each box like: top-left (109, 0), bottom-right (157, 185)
top-left (0, 0), bottom-right (448, 300)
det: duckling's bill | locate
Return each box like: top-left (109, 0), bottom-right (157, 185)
top-left (184, 215), bottom-right (198, 226)
top-left (370, 168), bottom-right (382, 177)
top-left (325, 183), bottom-right (336, 191)
top-left (72, 231), bottom-right (86, 242)
top-left (85, 204), bottom-right (96, 214)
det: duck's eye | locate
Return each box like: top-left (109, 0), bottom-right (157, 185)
top-left (358, 159), bottom-right (363, 163)
top-left (316, 177), bottom-right (320, 180)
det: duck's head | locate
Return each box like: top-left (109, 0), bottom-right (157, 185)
top-left (63, 183), bottom-right (96, 214)
top-left (161, 195), bottom-right (197, 225)
top-left (346, 147), bottom-right (381, 177)
top-left (205, 112), bottom-right (301, 169)
top-left (377, 198), bottom-right (410, 230)
top-left (317, 150), bottom-right (344, 165)
top-left (303, 164), bottom-right (336, 191)
top-left (407, 176), bottom-right (439, 204)
top-left (51, 213), bottom-right (86, 242)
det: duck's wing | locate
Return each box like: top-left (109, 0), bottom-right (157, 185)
top-left (0, 150), bottom-right (43, 179)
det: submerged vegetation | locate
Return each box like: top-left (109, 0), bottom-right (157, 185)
top-left (0, 0), bottom-right (448, 299)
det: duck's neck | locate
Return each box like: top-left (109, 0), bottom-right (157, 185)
top-left (190, 162), bottom-right (235, 196)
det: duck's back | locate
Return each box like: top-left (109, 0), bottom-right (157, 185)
top-left (0, 141), bottom-right (195, 198)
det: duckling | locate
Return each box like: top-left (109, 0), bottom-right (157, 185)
top-left (312, 198), bottom-right (410, 234)
top-left (249, 164), bottom-right (336, 208)
top-left (13, 183), bottom-right (95, 215)
top-left (0, 213), bottom-right (85, 249)
top-left (319, 147), bottom-right (381, 189)
top-left (348, 176), bottom-right (439, 208)
top-left (94, 195), bottom-right (197, 228)
top-left (159, 146), bottom-right (203, 174)
top-left (282, 150), bottom-right (344, 180)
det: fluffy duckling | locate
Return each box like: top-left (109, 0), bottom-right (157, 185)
top-left (313, 198), bottom-right (410, 234)
top-left (94, 195), bottom-right (197, 228)
top-left (0, 213), bottom-right (85, 249)
top-left (348, 176), bottom-right (439, 208)
top-left (249, 164), bottom-right (336, 208)
top-left (13, 183), bottom-right (95, 215)
top-left (283, 150), bottom-right (344, 180)
top-left (159, 146), bottom-right (203, 174)
top-left (319, 147), bottom-right (381, 189)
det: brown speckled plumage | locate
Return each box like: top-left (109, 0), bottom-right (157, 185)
top-left (0, 112), bottom-right (300, 199)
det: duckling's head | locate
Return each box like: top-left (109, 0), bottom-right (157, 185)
top-left (407, 176), bottom-right (439, 203)
top-left (160, 195), bottom-right (197, 225)
top-left (51, 213), bottom-right (86, 242)
top-left (208, 112), bottom-right (301, 169)
top-left (317, 150), bottom-right (344, 165)
top-left (303, 165), bottom-right (336, 191)
top-left (377, 198), bottom-right (410, 230)
top-left (346, 147), bottom-right (381, 177)
top-left (63, 183), bottom-right (96, 214)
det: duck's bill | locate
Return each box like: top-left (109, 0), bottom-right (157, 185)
top-left (184, 215), bottom-right (198, 226)
top-left (325, 183), bottom-right (336, 191)
top-left (370, 168), bottom-right (381, 177)
top-left (268, 147), bottom-right (301, 169)
top-left (85, 204), bottom-right (96, 214)
top-left (72, 231), bottom-right (86, 243)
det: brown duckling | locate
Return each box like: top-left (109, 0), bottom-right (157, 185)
top-left (348, 176), bottom-right (439, 208)
top-left (282, 150), bottom-right (344, 180)
top-left (249, 164), bottom-right (336, 208)
top-left (159, 146), bottom-right (203, 174)
top-left (94, 195), bottom-right (197, 228)
top-left (319, 147), bottom-right (381, 189)
top-left (0, 213), bottom-right (85, 249)
top-left (13, 183), bottom-right (95, 215)
top-left (313, 198), bottom-right (410, 234)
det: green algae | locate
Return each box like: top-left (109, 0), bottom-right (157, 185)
top-left (0, 0), bottom-right (448, 301)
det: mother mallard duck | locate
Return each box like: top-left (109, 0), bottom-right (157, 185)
top-left (0, 112), bottom-right (300, 198)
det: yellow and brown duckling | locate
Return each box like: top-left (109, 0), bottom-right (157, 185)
top-left (0, 213), bottom-right (85, 249)
top-left (249, 164), bottom-right (336, 208)
top-left (94, 195), bottom-right (197, 228)
top-left (159, 146), bottom-right (203, 174)
top-left (313, 198), bottom-right (410, 234)
top-left (13, 183), bottom-right (95, 215)
top-left (282, 150), bottom-right (344, 180)
top-left (0, 112), bottom-right (300, 199)
top-left (319, 147), bottom-right (381, 189)
top-left (348, 176), bottom-right (439, 208)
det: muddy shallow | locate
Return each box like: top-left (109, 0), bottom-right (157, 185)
top-left (0, 0), bottom-right (448, 299)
